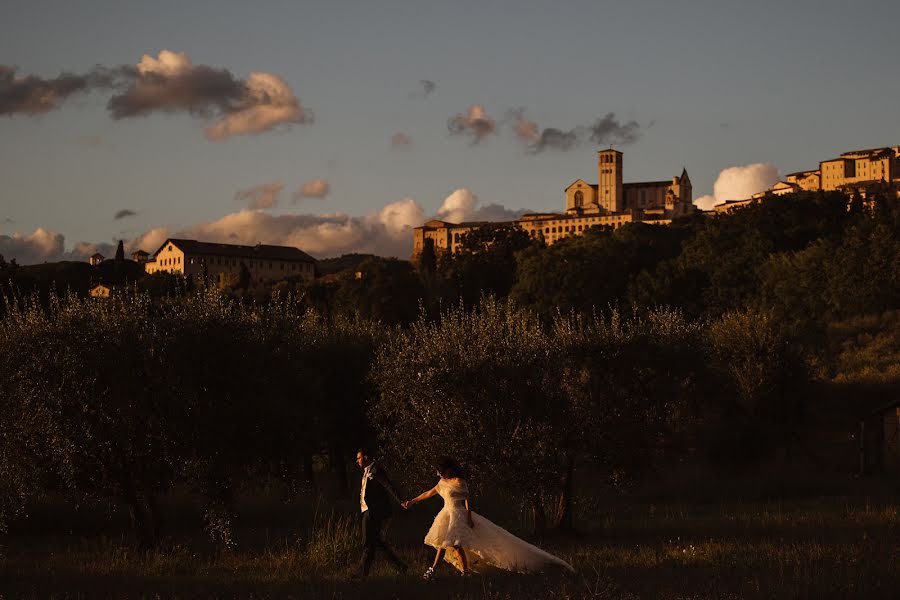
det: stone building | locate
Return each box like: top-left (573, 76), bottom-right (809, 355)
top-left (760, 146), bottom-right (900, 200)
top-left (412, 149), bottom-right (693, 257)
top-left (144, 239), bottom-right (316, 283)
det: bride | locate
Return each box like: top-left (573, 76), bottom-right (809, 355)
top-left (402, 457), bottom-right (574, 579)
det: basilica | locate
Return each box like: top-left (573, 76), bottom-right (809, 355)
top-left (413, 149), bottom-right (694, 257)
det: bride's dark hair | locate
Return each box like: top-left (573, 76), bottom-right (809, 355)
top-left (435, 456), bottom-right (467, 480)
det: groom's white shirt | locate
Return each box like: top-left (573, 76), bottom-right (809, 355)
top-left (360, 463), bottom-right (374, 513)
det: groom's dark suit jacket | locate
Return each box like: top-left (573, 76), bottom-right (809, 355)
top-left (362, 463), bottom-right (403, 518)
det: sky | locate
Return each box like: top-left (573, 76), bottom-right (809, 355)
top-left (2, 0), bottom-right (899, 264)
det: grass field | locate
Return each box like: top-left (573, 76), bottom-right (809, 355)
top-left (3, 473), bottom-right (900, 599)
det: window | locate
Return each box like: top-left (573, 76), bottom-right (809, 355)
top-left (574, 190), bottom-right (584, 207)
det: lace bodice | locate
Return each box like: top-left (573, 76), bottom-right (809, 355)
top-left (437, 477), bottom-right (469, 509)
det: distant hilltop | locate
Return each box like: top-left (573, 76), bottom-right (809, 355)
top-left (414, 149), bottom-right (694, 258)
top-left (716, 145), bottom-right (900, 213)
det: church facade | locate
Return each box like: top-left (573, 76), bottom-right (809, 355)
top-left (413, 149), bottom-right (694, 257)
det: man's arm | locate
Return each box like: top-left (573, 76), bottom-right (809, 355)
top-left (374, 467), bottom-right (404, 505)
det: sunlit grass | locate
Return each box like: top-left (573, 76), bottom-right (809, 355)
top-left (3, 497), bottom-right (899, 598)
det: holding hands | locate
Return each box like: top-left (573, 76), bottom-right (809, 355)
top-left (401, 500), bottom-right (413, 510)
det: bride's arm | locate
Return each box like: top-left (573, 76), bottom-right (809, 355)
top-left (465, 498), bottom-right (474, 528)
top-left (403, 486), bottom-right (438, 509)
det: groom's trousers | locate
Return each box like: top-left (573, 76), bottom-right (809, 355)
top-left (357, 510), bottom-right (405, 576)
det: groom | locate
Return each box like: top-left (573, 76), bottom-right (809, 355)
top-left (354, 448), bottom-right (408, 578)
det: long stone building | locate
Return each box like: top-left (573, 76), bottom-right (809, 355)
top-left (144, 238), bottom-right (316, 283)
top-left (714, 145), bottom-right (900, 214)
top-left (413, 149), bottom-right (693, 257)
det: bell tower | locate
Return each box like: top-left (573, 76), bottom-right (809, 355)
top-left (598, 149), bottom-right (623, 214)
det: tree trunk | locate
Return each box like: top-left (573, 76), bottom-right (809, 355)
top-left (530, 495), bottom-right (547, 534)
top-left (122, 477), bottom-right (159, 550)
top-left (329, 442), bottom-right (349, 494)
top-left (554, 459), bottom-right (575, 532)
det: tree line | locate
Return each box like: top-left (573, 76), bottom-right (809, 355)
top-left (0, 290), bottom-right (806, 547)
top-left (2, 188), bottom-right (899, 547)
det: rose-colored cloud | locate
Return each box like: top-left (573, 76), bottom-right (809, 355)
top-left (235, 182), bottom-right (284, 210)
top-left (293, 179), bottom-right (330, 200)
top-left (108, 50), bottom-right (311, 141)
top-left (3, 189), bottom-right (532, 265)
top-left (391, 132), bottom-right (412, 148)
top-left (447, 105), bottom-right (497, 143)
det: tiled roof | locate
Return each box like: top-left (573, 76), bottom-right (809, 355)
top-left (154, 239), bottom-right (316, 262)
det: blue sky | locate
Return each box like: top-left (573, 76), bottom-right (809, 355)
top-left (2, 0), bottom-right (899, 263)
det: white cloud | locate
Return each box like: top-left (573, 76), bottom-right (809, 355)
top-left (694, 163), bottom-right (781, 210)
top-left (206, 72), bottom-right (310, 141)
top-left (436, 188), bottom-right (526, 223)
top-left (0, 228), bottom-right (65, 264)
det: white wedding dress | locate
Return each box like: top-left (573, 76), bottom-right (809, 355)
top-left (423, 477), bottom-right (574, 574)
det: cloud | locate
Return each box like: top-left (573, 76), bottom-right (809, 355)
top-left (507, 109), bottom-right (640, 153)
top-left (447, 105), bottom-right (496, 144)
top-left (114, 209), bottom-right (138, 220)
top-left (694, 163), bottom-right (781, 210)
top-left (391, 132), bottom-right (412, 148)
top-left (74, 135), bottom-right (105, 147)
top-left (2, 218), bottom-right (13, 224)
top-left (3, 52), bottom-right (310, 141)
top-left (177, 201), bottom-right (424, 258)
top-left (130, 227), bottom-right (171, 255)
top-left (0, 65), bottom-right (116, 115)
top-left (293, 179), bottom-right (330, 200)
top-left (108, 50), bottom-right (311, 140)
top-left (235, 181), bottom-right (284, 210)
top-left (205, 72), bottom-right (311, 140)
top-left (420, 79), bottom-right (435, 96)
top-left (3, 188), bottom-right (534, 264)
top-left (0, 228), bottom-right (66, 264)
top-left (586, 113), bottom-right (641, 146)
top-left (436, 188), bottom-right (526, 224)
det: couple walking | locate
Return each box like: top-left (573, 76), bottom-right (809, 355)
top-left (354, 448), bottom-right (574, 579)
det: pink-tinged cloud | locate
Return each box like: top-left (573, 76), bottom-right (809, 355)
top-left (177, 200), bottom-right (424, 257)
top-left (694, 163), bottom-right (781, 210)
top-left (4, 191), bottom-right (532, 264)
top-left (506, 108), bottom-right (638, 153)
top-left (447, 105), bottom-right (497, 143)
top-left (391, 132), bottom-right (412, 148)
top-left (293, 179), bottom-right (330, 200)
top-left (235, 181), bottom-right (284, 210)
top-left (109, 50), bottom-right (311, 141)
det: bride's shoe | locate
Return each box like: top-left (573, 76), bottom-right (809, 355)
top-left (422, 566), bottom-right (435, 581)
